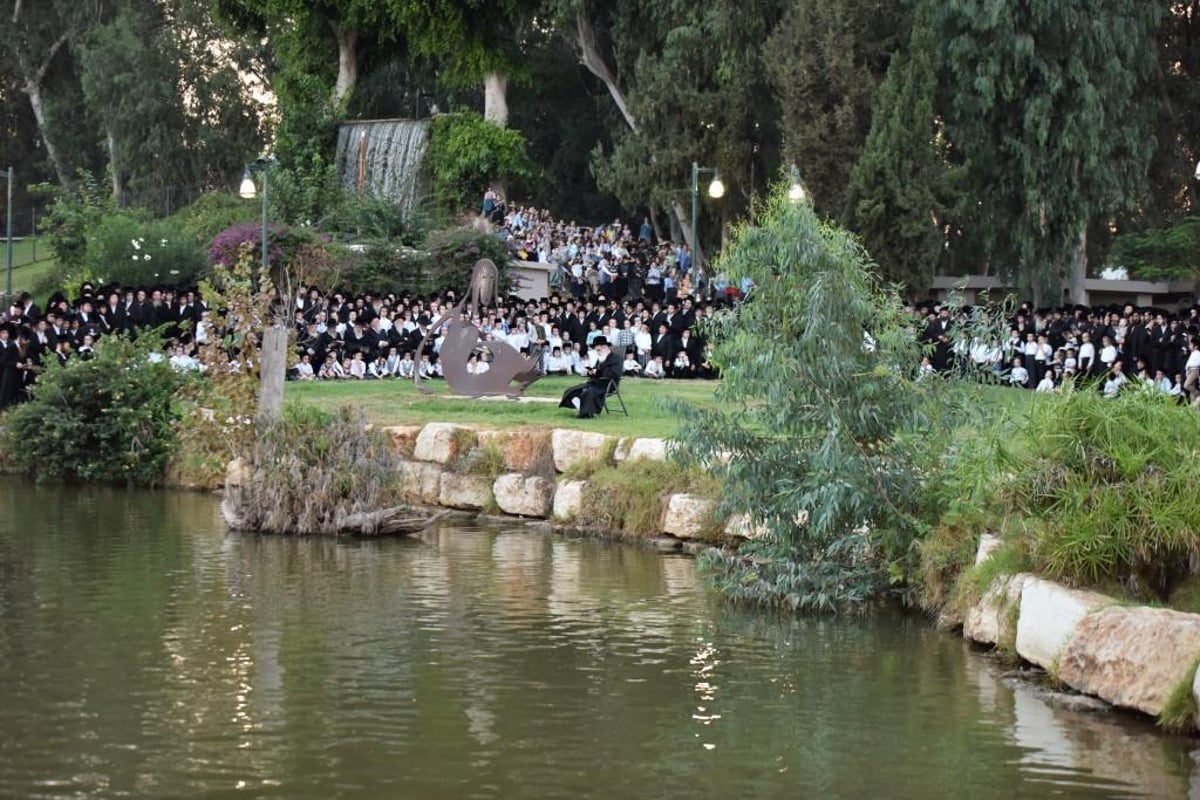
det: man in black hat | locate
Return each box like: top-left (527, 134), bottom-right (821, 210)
top-left (0, 323), bottom-right (19, 409)
top-left (558, 336), bottom-right (623, 418)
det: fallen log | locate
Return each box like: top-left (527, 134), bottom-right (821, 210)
top-left (332, 506), bottom-right (451, 536)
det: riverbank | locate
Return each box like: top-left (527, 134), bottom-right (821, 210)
top-left (224, 421), bottom-right (730, 551)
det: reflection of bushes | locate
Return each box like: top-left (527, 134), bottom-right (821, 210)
top-left (3, 333), bottom-right (187, 485)
top-left (228, 405), bottom-right (407, 535)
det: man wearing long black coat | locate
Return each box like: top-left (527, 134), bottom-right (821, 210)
top-left (559, 337), bottom-right (623, 418)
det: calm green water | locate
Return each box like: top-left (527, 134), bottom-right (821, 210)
top-left (0, 483), bottom-right (1195, 799)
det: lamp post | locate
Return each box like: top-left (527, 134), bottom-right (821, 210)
top-left (238, 156), bottom-right (285, 425)
top-left (3, 167), bottom-right (12, 307)
top-left (239, 156), bottom-right (278, 276)
top-left (690, 161), bottom-right (725, 273)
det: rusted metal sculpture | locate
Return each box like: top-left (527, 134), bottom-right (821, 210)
top-left (413, 258), bottom-right (542, 397)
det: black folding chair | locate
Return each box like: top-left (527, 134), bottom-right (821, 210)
top-left (603, 377), bottom-right (628, 415)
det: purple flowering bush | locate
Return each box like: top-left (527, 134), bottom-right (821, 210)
top-left (208, 223), bottom-right (286, 268)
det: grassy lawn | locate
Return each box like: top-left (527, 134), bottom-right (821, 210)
top-left (287, 375), bottom-right (720, 437)
top-left (1, 238), bottom-right (56, 298)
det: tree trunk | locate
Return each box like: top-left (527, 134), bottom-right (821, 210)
top-left (575, 10), bottom-right (637, 132)
top-left (1068, 228), bottom-right (1088, 306)
top-left (106, 130), bottom-right (122, 203)
top-left (483, 71), bottom-right (508, 127)
top-left (257, 324), bottom-right (288, 425)
top-left (574, 10), bottom-right (695, 253)
top-left (330, 21), bottom-right (358, 108)
top-left (22, 70), bottom-right (71, 187)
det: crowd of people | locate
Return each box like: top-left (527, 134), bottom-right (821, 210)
top-left (0, 285), bottom-right (209, 408)
top-left (920, 302), bottom-right (1200, 403)
top-left (4, 195), bottom-right (1200, 413)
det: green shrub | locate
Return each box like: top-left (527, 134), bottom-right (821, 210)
top-left (171, 192), bottom-right (260, 247)
top-left (85, 212), bottom-right (209, 289)
top-left (425, 111), bottom-right (535, 211)
top-left (342, 241), bottom-right (435, 296)
top-left (426, 226), bottom-right (513, 292)
top-left (2, 333), bottom-right (188, 485)
top-left (225, 404), bottom-right (407, 535)
top-left (950, 387), bottom-right (1200, 601)
top-left (325, 194), bottom-right (437, 245)
top-left (576, 459), bottom-right (720, 538)
top-left (33, 171), bottom-right (115, 273)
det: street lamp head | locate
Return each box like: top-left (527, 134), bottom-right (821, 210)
top-left (239, 168), bottom-right (257, 199)
top-left (788, 165), bottom-right (808, 203)
top-left (707, 171), bottom-right (725, 199)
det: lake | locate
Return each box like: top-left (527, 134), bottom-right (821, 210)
top-left (0, 483), bottom-right (1194, 798)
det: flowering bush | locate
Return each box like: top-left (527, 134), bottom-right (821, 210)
top-left (83, 211), bottom-right (208, 289)
top-left (208, 222), bottom-right (286, 269)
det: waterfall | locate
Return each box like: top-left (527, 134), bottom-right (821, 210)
top-left (334, 119), bottom-right (430, 213)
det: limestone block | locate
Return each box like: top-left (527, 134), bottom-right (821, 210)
top-left (662, 494), bottom-right (717, 540)
top-left (964, 574), bottom-right (1027, 647)
top-left (552, 480), bottom-right (587, 520)
top-left (616, 437), bottom-right (669, 463)
top-left (398, 460), bottom-right (444, 505)
top-left (438, 472), bottom-right (493, 510)
top-left (1058, 606), bottom-right (1200, 717)
top-left (975, 532), bottom-right (1002, 566)
top-left (381, 424), bottom-right (423, 457)
top-left (414, 422), bottom-right (475, 465)
top-left (477, 429), bottom-right (554, 473)
top-left (1015, 577), bottom-right (1112, 670)
top-left (493, 473), bottom-right (555, 518)
top-left (551, 429), bottom-right (614, 473)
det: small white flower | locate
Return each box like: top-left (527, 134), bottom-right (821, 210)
top-left (131, 255), bottom-right (139, 261)
top-left (143, 254), bottom-right (152, 261)
top-left (160, 239), bottom-right (168, 246)
top-left (131, 239), bottom-right (141, 250)
top-left (169, 269), bottom-right (179, 275)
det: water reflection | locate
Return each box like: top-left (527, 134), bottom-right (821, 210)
top-left (0, 482), bottom-right (1194, 799)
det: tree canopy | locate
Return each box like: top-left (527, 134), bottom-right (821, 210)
top-left (3, 0), bottom-right (1196, 298)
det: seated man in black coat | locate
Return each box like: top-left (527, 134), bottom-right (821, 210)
top-left (558, 337), bottom-right (623, 418)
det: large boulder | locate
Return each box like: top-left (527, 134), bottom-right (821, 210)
top-left (614, 437), bottom-right (669, 463)
top-left (493, 473), bottom-right (555, 518)
top-left (1015, 577), bottom-right (1112, 670)
top-left (438, 472), bottom-right (493, 510)
top-left (477, 429), bottom-right (554, 473)
top-left (398, 460), bottom-right (444, 505)
top-left (1058, 607), bottom-right (1200, 717)
top-left (414, 423), bottom-right (475, 465)
top-left (661, 494), bottom-right (718, 540)
top-left (551, 429), bottom-right (614, 473)
top-left (381, 424), bottom-right (423, 458)
top-left (552, 480), bottom-right (587, 520)
top-left (964, 574), bottom-right (1027, 647)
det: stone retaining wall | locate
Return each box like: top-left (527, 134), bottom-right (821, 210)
top-left (377, 423), bottom-right (728, 549)
top-left (963, 539), bottom-right (1200, 729)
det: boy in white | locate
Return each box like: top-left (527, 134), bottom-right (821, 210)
top-left (1008, 356), bottom-right (1029, 387)
top-left (644, 355), bottom-right (666, 379)
top-left (398, 352), bottom-right (416, 378)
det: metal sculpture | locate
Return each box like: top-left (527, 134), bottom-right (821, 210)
top-left (413, 258), bottom-right (542, 397)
